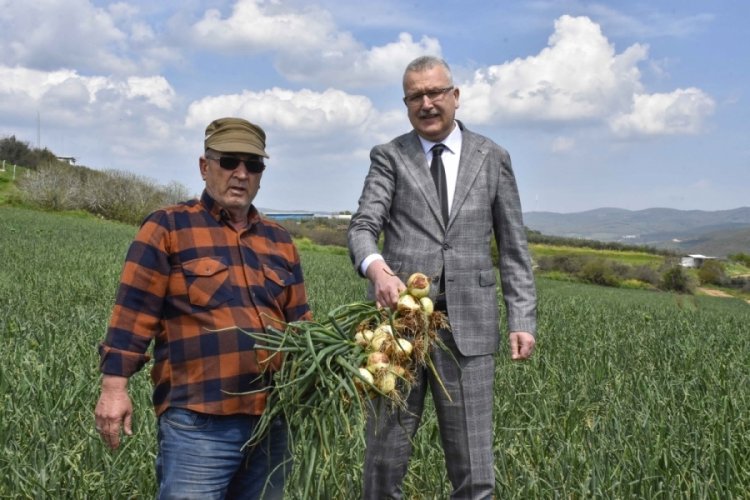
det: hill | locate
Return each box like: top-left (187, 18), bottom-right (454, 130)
top-left (524, 207), bottom-right (750, 257)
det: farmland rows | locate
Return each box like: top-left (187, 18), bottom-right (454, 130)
top-left (1, 206), bottom-right (748, 498)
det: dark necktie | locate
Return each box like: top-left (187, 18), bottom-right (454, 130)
top-left (430, 144), bottom-right (449, 224)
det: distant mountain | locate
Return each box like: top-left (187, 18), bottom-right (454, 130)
top-left (523, 207), bottom-right (750, 257)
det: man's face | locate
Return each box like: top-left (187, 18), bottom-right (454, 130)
top-left (199, 151), bottom-right (264, 219)
top-left (403, 65), bottom-right (459, 142)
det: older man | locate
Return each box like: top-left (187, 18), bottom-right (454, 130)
top-left (95, 117), bottom-right (311, 499)
top-left (348, 56), bottom-right (537, 498)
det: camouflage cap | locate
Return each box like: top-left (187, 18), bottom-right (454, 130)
top-left (204, 117), bottom-right (269, 158)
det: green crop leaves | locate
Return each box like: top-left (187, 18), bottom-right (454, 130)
top-left (1, 206), bottom-right (749, 498)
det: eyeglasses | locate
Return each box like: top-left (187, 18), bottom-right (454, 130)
top-left (403, 86), bottom-right (454, 107)
top-left (206, 155), bottom-right (265, 173)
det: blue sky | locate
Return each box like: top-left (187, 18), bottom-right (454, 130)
top-left (1, 0), bottom-right (747, 214)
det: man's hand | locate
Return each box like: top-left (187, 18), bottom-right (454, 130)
top-left (509, 331), bottom-right (535, 361)
top-left (94, 375), bottom-right (133, 449)
top-left (365, 259), bottom-right (405, 310)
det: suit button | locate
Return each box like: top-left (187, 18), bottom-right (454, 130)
top-left (442, 243), bottom-right (450, 250)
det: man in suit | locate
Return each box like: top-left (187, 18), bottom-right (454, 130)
top-left (347, 56), bottom-right (537, 499)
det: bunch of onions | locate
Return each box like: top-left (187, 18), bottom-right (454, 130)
top-left (237, 272), bottom-right (450, 498)
top-left (353, 272), bottom-right (451, 402)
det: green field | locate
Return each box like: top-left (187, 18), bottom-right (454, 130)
top-left (2, 206), bottom-right (749, 498)
top-left (531, 243), bottom-right (666, 267)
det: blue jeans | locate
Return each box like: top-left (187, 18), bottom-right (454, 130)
top-left (156, 408), bottom-right (290, 499)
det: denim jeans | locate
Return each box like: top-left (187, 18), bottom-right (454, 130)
top-left (156, 408), bottom-right (290, 499)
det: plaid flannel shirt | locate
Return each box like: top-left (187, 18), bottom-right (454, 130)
top-left (99, 191), bottom-right (311, 416)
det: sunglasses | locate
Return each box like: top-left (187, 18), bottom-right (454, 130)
top-left (207, 155), bottom-right (265, 173)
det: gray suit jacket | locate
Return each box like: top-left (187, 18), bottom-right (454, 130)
top-left (348, 122), bottom-right (537, 356)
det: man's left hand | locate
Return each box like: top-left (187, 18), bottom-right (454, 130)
top-left (509, 331), bottom-right (535, 360)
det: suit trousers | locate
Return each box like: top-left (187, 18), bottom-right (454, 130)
top-left (362, 328), bottom-right (496, 499)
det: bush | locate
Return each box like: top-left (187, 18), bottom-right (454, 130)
top-left (280, 218), bottom-right (349, 248)
top-left (577, 258), bottom-right (620, 287)
top-left (620, 279), bottom-right (654, 290)
top-left (17, 163), bottom-right (191, 225)
top-left (697, 260), bottom-right (727, 286)
top-left (660, 266), bottom-right (696, 294)
top-left (626, 265), bottom-right (661, 286)
top-left (728, 252), bottom-right (750, 267)
top-left (537, 255), bottom-right (586, 274)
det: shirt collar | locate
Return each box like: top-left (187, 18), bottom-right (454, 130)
top-left (200, 190), bottom-right (260, 226)
top-left (418, 121), bottom-right (462, 156)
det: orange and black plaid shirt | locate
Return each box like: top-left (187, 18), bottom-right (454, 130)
top-left (99, 191), bottom-right (311, 416)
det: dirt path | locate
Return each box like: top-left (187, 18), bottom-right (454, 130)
top-left (697, 287), bottom-right (734, 298)
top-left (697, 287), bottom-right (750, 305)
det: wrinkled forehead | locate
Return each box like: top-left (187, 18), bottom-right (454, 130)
top-left (403, 65), bottom-right (452, 93)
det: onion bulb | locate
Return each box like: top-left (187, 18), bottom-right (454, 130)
top-left (397, 294), bottom-right (420, 312)
top-left (419, 297), bottom-right (434, 315)
top-left (370, 332), bottom-right (390, 351)
top-left (354, 331), bottom-right (368, 347)
top-left (357, 367), bottom-right (374, 385)
top-left (377, 371), bottom-right (397, 393)
top-left (390, 364), bottom-right (406, 377)
top-left (370, 324), bottom-right (393, 351)
top-left (366, 352), bottom-right (390, 373)
top-left (394, 338), bottom-right (413, 358)
top-left (406, 272), bottom-right (430, 298)
top-left (374, 324), bottom-right (393, 337)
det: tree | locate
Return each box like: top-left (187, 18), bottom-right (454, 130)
top-left (660, 266), bottom-right (696, 294)
top-left (698, 260), bottom-right (726, 286)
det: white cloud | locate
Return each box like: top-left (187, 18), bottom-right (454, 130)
top-left (185, 87), bottom-right (378, 136)
top-left (610, 88), bottom-right (715, 137)
top-left (0, 0), bottom-right (178, 75)
top-left (125, 76), bottom-right (176, 110)
top-left (0, 66), bottom-right (175, 115)
top-left (0, 0), bottom-right (132, 73)
top-left (192, 1), bottom-right (339, 52)
top-left (458, 15), bottom-right (714, 139)
top-left (190, 0), bottom-right (440, 87)
top-left (460, 15), bottom-right (647, 123)
top-left (275, 32), bottom-right (441, 87)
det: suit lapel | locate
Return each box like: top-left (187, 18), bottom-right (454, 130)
top-left (397, 131), bottom-right (445, 226)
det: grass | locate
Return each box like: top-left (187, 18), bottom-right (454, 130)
top-left (0, 164), bottom-right (28, 205)
top-left (531, 243), bottom-right (665, 267)
top-left (1, 206), bottom-right (749, 497)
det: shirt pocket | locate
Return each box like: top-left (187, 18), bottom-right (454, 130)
top-left (262, 264), bottom-right (295, 302)
top-left (182, 257), bottom-right (233, 308)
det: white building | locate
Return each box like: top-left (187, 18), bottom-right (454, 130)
top-left (680, 254), bottom-right (716, 268)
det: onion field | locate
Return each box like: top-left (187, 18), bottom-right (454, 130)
top-left (1, 206), bottom-right (749, 498)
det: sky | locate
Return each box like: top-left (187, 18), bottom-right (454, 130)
top-left (1, 0), bottom-right (748, 214)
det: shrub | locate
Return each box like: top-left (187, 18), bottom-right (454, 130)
top-left (620, 279), bottom-right (654, 290)
top-left (627, 265), bottom-right (661, 286)
top-left (536, 254), bottom-right (586, 274)
top-left (17, 164), bottom-right (191, 225)
top-left (660, 266), bottom-right (696, 294)
top-left (697, 260), bottom-right (727, 286)
top-left (728, 252), bottom-right (750, 267)
top-left (578, 259), bottom-right (620, 287)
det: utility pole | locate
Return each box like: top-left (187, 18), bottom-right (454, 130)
top-left (37, 111), bottom-right (41, 148)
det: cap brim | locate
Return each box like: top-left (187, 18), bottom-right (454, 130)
top-left (209, 140), bottom-right (269, 158)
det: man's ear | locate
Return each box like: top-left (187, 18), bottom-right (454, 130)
top-left (199, 156), bottom-right (208, 180)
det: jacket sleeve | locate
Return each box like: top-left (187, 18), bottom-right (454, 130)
top-left (491, 148), bottom-right (537, 335)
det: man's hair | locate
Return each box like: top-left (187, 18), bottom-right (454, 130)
top-left (403, 56), bottom-right (453, 85)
